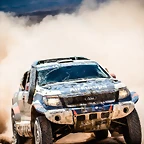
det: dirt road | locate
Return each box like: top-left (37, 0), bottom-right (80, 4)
top-left (0, 133), bottom-right (125, 144)
top-left (55, 133), bottom-right (126, 144)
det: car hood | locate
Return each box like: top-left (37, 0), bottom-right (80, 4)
top-left (36, 78), bottom-right (126, 97)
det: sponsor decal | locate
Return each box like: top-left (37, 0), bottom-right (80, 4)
top-left (95, 105), bottom-right (105, 111)
top-left (70, 85), bottom-right (108, 92)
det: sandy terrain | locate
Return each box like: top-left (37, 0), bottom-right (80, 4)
top-left (0, 133), bottom-right (126, 144)
top-left (0, 0), bottom-right (144, 143)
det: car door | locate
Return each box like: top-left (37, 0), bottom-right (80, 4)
top-left (12, 71), bottom-right (31, 121)
top-left (20, 71), bottom-right (31, 121)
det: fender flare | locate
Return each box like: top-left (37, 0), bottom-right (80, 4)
top-left (32, 100), bottom-right (47, 114)
top-left (11, 102), bottom-right (21, 121)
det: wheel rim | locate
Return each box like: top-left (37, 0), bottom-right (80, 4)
top-left (34, 120), bottom-right (42, 144)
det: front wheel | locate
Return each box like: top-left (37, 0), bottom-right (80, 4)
top-left (34, 116), bottom-right (53, 144)
top-left (94, 130), bottom-right (108, 141)
top-left (122, 108), bottom-right (142, 144)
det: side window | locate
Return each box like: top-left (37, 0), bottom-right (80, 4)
top-left (19, 71), bottom-right (29, 91)
top-left (25, 71), bottom-right (30, 91)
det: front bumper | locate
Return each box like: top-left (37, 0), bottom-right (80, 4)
top-left (45, 101), bottom-right (135, 127)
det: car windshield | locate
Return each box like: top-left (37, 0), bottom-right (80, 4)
top-left (37, 64), bottom-right (110, 86)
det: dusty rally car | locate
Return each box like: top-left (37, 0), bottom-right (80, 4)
top-left (11, 56), bottom-right (142, 144)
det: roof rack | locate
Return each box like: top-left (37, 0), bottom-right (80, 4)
top-left (32, 56), bottom-right (89, 67)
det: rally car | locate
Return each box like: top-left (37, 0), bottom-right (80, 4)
top-left (11, 56), bottom-right (142, 144)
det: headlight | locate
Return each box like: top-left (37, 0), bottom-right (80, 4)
top-left (119, 87), bottom-right (130, 99)
top-left (43, 96), bottom-right (62, 106)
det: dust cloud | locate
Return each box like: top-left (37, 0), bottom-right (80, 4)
top-left (0, 0), bottom-right (144, 142)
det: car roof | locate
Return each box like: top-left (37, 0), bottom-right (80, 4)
top-left (36, 59), bottom-right (98, 71)
top-left (23, 57), bottom-right (98, 74)
top-left (32, 56), bottom-right (88, 66)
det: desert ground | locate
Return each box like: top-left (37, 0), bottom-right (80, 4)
top-left (0, 133), bottom-right (126, 144)
top-left (0, 0), bottom-right (144, 144)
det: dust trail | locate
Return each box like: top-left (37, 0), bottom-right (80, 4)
top-left (0, 110), bottom-right (8, 134)
top-left (0, 0), bottom-right (144, 142)
top-left (0, 134), bottom-right (12, 144)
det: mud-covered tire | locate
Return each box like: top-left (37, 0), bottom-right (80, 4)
top-left (11, 110), bottom-right (28, 144)
top-left (94, 130), bottom-right (108, 141)
top-left (34, 116), bottom-right (53, 144)
top-left (122, 108), bottom-right (142, 144)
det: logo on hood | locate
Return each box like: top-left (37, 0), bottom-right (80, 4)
top-left (84, 96), bottom-right (97, 101)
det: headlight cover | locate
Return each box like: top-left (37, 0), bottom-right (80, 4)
top-left (43, 96), bottom-right (62, 106)
top-left (119, 87), bottom-right (130, 99)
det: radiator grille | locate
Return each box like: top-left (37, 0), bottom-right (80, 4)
top-left (61, 91), bottom-right (119, 107)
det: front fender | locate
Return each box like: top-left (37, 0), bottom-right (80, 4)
top-left (32, 101), bottom-right (47, 114)
top-left (130, 91), bottom-right (139, 104)
top-left (32, 94), bottom-right (47, 114)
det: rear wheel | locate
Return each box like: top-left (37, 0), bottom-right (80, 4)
top-left (122, 108), bottom-right (142, 144)
top-left (11, 110), bottom-right (28, 144)
top-left (94, 130), bottom-right (108, 141)
top-left (34, 116), bottom-right (53, 144)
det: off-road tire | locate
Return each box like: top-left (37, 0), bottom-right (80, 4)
top-left (94, 130), bottom-right (108, 141)
top-left (123, 108), bottom-right (142, 144)
top-left (34, 116), bottom-right (53, 144)
top-left (11, 110), bottom-right (28, 144)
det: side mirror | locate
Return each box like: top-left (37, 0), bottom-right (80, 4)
top-left (105, 68), bottom-right (116, 79)
top-left (110, 73), bottom-right (116, 79)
